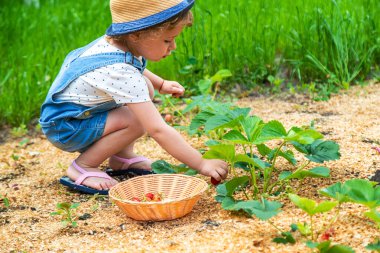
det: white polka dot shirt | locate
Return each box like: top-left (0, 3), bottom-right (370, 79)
top-left (55, 37), bottom-right (150, 106)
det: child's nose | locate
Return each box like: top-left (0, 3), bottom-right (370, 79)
top-left (169, 40), bottom-right (176, 50)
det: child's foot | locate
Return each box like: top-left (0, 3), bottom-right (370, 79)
top-left (67, 161), bottom-right (118, 190)
top-left (109, 154), bottom-right (152, 171)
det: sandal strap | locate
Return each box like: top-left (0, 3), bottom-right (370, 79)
top-left (72, 160), bottom-right (112, 185)
top-left (112, 155), bottom-right (149, 169)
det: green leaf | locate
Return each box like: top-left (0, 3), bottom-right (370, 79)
top-left (319, 182), bottom-right (351, 204)
top-left (221, 176), bottom-right (250, 196)
top-left (364, 209), bottom-right (380, 228)
top-left (188, 111), bottom-right (215, 133)
top-left (239, 116), bottom-right (263, 142)
top-left (279, 167), bottom-right (330, 180)
top-left (272, 232), bottom-right (296, 244)
top-left (198, 79), bottom-right (213, 95)
top-left (305, 140), bottom-right (341, 163)
top-left (257, 120), bottom-right (287, 142)
top-left (256, 144), bottom-right (272, 156)
top-left (223, 130), bottom-right (249, 144)
top-left (327, 245), bottom-right (355, 253)
top-left (221, 196), bottom-right (236, 210)
top-left (204, 115), bottom-right (241, 133)
top-left (57, 202), bottom-right (71, 210)
top-left (289, 194), bottom-right (316, 216)
top-left (366, 239), bottom-right (380, 251)
top-left (288, 194), bottom-right (337, 215)
top-left (232, 198), bottom-right (282, 220)
top-left (286, 129), bottom-right (323, 144)
top-left (152, 160), bottom-right (176, 174)
top-left (297, 222), bottom-right (311, 236)
top-left (70, 203), bottom-right (80, 209)
top-left (203, 144), bottom-right (235, 163)
top-left (344, 179), bottom-right (380, 208)
top-left (313, 201), bottom-right (338, 214)
top-left (234, 154), bottom-right (267, 169)
top-left (210, 69), bottom-right (232, 83)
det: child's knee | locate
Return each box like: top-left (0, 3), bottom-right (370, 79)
top-left (143, 76), bottom-right (155, 100)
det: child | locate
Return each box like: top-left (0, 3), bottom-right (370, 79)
top-left (39, 0), bottom-right (228, 194)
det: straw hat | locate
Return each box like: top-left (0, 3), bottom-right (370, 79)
top-left (106, 0), bottom-right (195, 36)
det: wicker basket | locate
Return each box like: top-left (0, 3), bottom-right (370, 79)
top-left (109, 174), bottom-right (209, 221)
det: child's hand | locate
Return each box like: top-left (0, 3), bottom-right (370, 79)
top-left (159, 80), bottom-right (185, 97)
top-left (197, 159), bottom-right (228, 181)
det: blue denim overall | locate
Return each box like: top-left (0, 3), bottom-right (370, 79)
top-left (39, 36), bottom-right (146, 153)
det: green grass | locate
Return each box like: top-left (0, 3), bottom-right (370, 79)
top-left (1, 0), bottom-right (379, 126)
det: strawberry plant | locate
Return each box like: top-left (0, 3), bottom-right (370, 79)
top-left (0, 194), bottom-right (10, 208)
top-left (319, 179), bottom-right (380, 228)
top-left (187, 105), bottom-right (340, 210)
top-left (366, 239), bottom-right (380, 252)
top-left (306, 240), bottom-right (354, 253)
top-left (288, 193), bottom-right (338, 241)
top-left (50, 202), bottom-right (80, 227)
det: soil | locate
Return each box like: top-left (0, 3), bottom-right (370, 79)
top-left (1, 82), bottom-right (379, 253)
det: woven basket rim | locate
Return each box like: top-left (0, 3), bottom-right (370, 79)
top-left (109, 174), bottom-right (208, 205)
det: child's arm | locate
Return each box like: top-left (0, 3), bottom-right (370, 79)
top-left (127, 101), bottom-right (228, 180)
top-left (143, 69), bottom-right (185, 97)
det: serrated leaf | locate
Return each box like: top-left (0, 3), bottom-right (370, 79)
top-left (221, 196), bottom-right (236, 210)
top-left (188, 111), bottom-right (215, 134)
top-left (289, 194), bottom-right (337, 215)
top-left (305, 140), bottom-right (341, 163)
top-left (257, 120), bottom-right (287, 142)
top-left (319, 182), bottom-right (351, 203)
top-left (240, 115), bottom-right (263, 142)
top-left (234, 154), bottom-right (267, 169)
top-left (279, 167), bottom-right (330, 180)
top-left (203, 144), bottom-right (235, 163)
top-left (345, 179), bottom-right (380, 208)
top-left (256, 144), bottom-right (272, 156)
top-left (204, 115), bottom-right (241, 133)
top-left (286, 129), bottom-right (323, 144)
top-left (232, 198), bottom-right (282, 220)
top-left (152, 160), bottom-right (176, 174)
top-left (222, 176), bottom-right (250, 196)
top-left (223, 130), bottom-right (249, 144)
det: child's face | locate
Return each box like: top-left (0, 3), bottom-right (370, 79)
top-left (129, 24), bottom-right (185, 61)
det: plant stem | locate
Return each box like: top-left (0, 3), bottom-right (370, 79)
top-left (165, 96), bottom-right (186, 121)
top-left (263, 142), bottom-right (285, 193)
top-left (310, 215), bottom-right (314, 241)
top-left (267, 220), bottom-right (283, 233)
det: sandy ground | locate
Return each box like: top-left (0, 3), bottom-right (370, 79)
top-left (0, 82), bottom-right (379, 253)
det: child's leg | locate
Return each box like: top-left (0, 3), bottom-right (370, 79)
top-left (107, 76), bottom-right (155, 170)
top-left (67, 106), bottom-right (147, 190)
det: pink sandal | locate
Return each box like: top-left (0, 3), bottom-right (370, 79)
top-left (59, 160), bottom-right (113, 195)
top-left (105, 155), bottom-right (153, 176)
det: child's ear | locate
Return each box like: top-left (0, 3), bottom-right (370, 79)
top-left (127, 33), bottom-right (140, 42)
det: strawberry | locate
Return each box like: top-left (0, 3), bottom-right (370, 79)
top-left (145, 193), bottom-right (154, 200)
top-left (211, 177), bottom-right (221, 186)
top-left (131, 197), bottom-right (141, 202)
top-left (320, 228), bottom-right (335, 241)
top-left (164, 114), bottom-right (173, 123)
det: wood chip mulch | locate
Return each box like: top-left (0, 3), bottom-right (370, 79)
top-left (0, 82), bottom-right (379, 253)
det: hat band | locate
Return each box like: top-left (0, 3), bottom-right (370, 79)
top-left (106, 0), bottom-right (194, 36)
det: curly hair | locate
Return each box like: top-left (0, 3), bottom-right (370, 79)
top-left (108, 9), bottom-right (193, 41)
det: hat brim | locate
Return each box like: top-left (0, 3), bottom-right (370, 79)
top-left (106, 0), bottom-right (194, 36)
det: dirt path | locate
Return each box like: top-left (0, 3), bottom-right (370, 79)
top-left (0, 83), bottom-right (379, 252)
